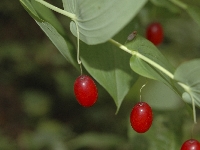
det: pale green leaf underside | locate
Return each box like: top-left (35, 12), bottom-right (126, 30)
top-left (174, 59), bottom-right (200, 107)
top-left (63, 0), bottom-right (147, 45)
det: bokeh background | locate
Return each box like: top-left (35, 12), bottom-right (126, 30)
top-left (1, 0), bottom-right (200, 149)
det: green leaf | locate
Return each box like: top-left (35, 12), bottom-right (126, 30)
top-left (81, 41), bottom-right (138, 111)
top-left (80, 19), bottom-right (139, 111)
top-left (174, 59), bottom-right (200, 107)
top-left (36, 21), bottom-right (77, 68)
top-left (187, 5), bottom-right (200, 27)
top-left (20, 0), bottom-right (77, 68)
top-left (31, 0), bottom-right (66, 36)
top-left (127, 35), bottom-right (181, 95)
top-left (64, 0), bottom-right (147, 44)
top-left (19, 0), bottom-right (43, 22)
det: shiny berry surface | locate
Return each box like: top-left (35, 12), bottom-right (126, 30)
top-left (146, 22), bottom-right (163, 46)
top-left (130, 102), bottom-right (153, 133)
top-left (74, 75), bottom-right (98, 107)
top-left (181, 139), bottom-right (200, 150)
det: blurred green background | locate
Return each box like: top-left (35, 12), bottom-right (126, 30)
top-left (1, 0), bottom-right (200, 149)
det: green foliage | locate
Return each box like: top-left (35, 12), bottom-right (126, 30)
top-left (20, 0), bottom-right (77, 68)
top-left (187, 5), bottom-right (200, 27)
top-left (174, 59), bottom-right (200, 106)
top-left (127, 35), bottom-right (179, 93)
top-left (81, 41), bottom-right (138, 109)
top-left (62, 0), bottom-right (147, 44)
top-left (128, 110), bottom-right (184, 150)
top-left (2, 0), bottom-right (199, 149)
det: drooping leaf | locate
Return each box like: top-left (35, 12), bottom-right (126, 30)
top-left (127, 35), bottom-right (182, 96)
top-left (187, 5), bottom-right (200, 27)
top-left (19, 0), bottom-right (77, 68)
top-left (80, 20), bottom-right (139, 111)
top-left (63, 0), bottom-right (147, 45)
top-left (174, 59), bottom-right (200, 107)
top-left (81, 41), bottom-right (138, 110)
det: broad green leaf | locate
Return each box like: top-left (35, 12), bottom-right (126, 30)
top-left (81, 41), bottom-right (138, 110)
top-left (63, 0), bottom-right (147, 45)
top-left (187, 5), bottom-right (200, 27)
top-left (174, 59), bottom-right (200, 107)
top-left (20, 0), bottom-right (77, 68)
top-left (127, 35), bottom-right (182, 96)
top-left (80, 20), bottom-right (139, 111)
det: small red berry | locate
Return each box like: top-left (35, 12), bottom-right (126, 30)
top-left (74, 75), bottom-right (98, 107)
top-left (130, 102), bottom-right (153, 133)
top-left (181, 139), bottom-right (200, 150)
top-left (146, 22), bottom-right (163, 46)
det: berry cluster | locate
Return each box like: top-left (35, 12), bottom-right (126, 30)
top-left (73, 22), bottom-right (199, 148)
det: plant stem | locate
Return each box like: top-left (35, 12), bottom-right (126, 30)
top-left (110, 39), bottom-right (197, 123)
top-left (35, 0), bottom-right (76, 20)
top-left (169, 0), bottom-right (188, 10)
top-left (136, 52), bottom-right (174, 79)
top-left (109, 39), bottom-right (132, 54)
top-left (178, 82), bottom-right (197, 124)
top-left (109, 39), bottom-right (174, 79)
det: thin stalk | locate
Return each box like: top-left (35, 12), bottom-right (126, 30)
top-left (178, 82), bottom-right (197, 124)
top-left (136, 52), bottom-right (174, 79)
top-left (35, 0), bottom-right (76, 20)
top-left (110, 38), bottom-right (197, 123)
top-left (169, 0), bottom-right (188, 10)
top-left (109, 39), bottom-right (132, 54)
top-left (109, 39), bottom-right (174, 79)
top-left (191, 94), bottom-right (197, 124)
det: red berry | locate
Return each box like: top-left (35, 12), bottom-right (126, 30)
top-left (74, 75), bottom-right (98, 107)
top-left (130, 102), bottom-right (153, 133)
top-left (181, 139), bottom-right (200, 150)
top-left (146, 22), bottom-right (163, 46)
